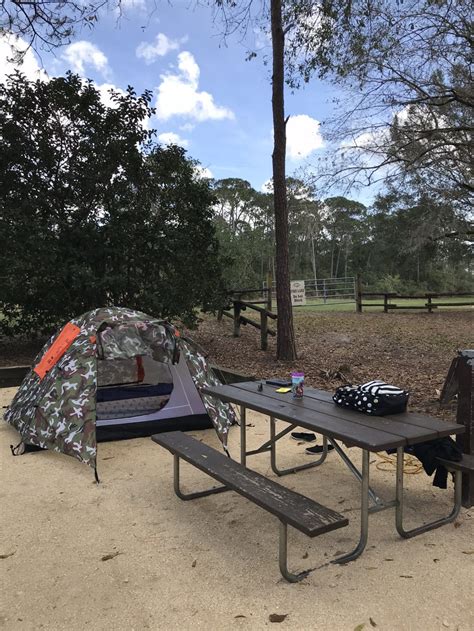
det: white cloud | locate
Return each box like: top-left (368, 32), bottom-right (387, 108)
top-left (158, 131), bottom-right (189, 148)
top-left (121, 0), bottom-right (146, 9)
top-left (0, 34), bottom-right (48, 84)
top-left (180, 122), bottom-right (195, 132)
top-left (155, 51), bottom-right (234, 122)
top-left (286, 114), bottom-right (324, 160)
top-left (62, 41), bottom-right (110, 78)
top-left (96, 83), bottom-right (127, 108)
top-left (97, 83), bottom-right (150, 130)
top-left (260, 179), bottom-right (273, 193)
top-left (194, 165), bottom-right (214, 180)
top-left (136, 33), bottom-right (186, 64)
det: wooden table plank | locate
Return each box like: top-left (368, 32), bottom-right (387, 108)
top-left (233, 382), bottom-right (458, 444)
top-left (202, 384), bottom-right (408, 451)
top-left (303, 387), bottom-right (463, 438)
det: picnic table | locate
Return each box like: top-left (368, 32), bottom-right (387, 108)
top-left (202, 381), bottom-right (465, 564)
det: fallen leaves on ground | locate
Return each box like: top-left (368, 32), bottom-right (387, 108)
top-left (269, 614), bottom-right (288, 623)
top-left (2, 311), bottom-right (472, 423)
top-left (183, 311), bottom-right (473, 421)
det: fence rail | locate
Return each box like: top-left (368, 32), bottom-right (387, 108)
top-left (356, 290), bottom-right (474, 313)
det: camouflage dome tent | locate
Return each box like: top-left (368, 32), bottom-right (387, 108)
top-left (5, 307), bottom-right (236, 477)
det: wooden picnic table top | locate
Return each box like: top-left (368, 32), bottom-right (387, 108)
top-left (201, 381), bottom-right (464, 452)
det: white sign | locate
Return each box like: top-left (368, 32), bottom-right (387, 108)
top-left (291, 280), bottom-right (306, 306)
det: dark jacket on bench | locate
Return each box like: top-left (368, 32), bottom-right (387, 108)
top-left (408, 437), bottom-right (463, 489)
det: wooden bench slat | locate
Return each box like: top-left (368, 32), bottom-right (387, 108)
top-left (0, 365), bottom-right (30, 388)
top-left (152, 432), bottom-right (348, 537)
top-left (436, 454), bottom-right (474, 474)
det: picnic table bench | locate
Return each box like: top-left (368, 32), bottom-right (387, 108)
top-left (201, 381), bottom-right (465, 564)
top-left (152, 431), bottom-right (348, 582)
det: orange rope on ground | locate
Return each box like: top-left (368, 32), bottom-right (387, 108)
top-left (375, 452), bottom-right (423, 474)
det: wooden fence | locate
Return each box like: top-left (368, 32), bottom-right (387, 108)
top-left (356, 290), bottom-right (474, 313)
top-left (218, 288), bottom-right (277, 350)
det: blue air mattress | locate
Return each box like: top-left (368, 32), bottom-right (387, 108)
top-left (97, 383), bottom-right (173, 402)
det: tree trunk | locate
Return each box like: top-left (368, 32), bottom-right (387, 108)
top-left (335, 243), bottom-right (341, 277)
top-left (311, 235), bottom-right (317, 296)
top-left (271, 0), bottom-right (297, 361)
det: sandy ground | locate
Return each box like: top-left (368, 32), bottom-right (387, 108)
top-left (1, 387), bottom-right (473, 631)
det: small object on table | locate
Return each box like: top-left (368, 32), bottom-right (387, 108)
top-left (275, 387), bottom-right (292, 393)
top-left (291, 372), bottom-right (305, 398)
top-left (266, 378), bottom-right (292, 387)
top-left (257, 381), bottom-right (263, 392)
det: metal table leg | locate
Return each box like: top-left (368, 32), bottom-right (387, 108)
top-left (270, 416), bottom-right (328, 477)
top-left (240, 405), bottom-right (246, 465)
top-left (395, 447), bottom-right (462, 538)
top-left (330, 439), bottom-right (383, 506)
top-left (332, 449), bottom-right (370, 564)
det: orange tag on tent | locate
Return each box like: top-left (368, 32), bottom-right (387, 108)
top-left (34, 323), bottom-right (81, 380)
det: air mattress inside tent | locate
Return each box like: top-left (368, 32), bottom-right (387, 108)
top-left (97, 383), bottom-right (174, 402)
top-left (95, 353), bottom-right (213, 441)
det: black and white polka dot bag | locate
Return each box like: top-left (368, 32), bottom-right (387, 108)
top-left (333, 380), bottom-right (409, 416)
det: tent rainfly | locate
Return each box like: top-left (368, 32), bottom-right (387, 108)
top-left (5, 307), bottom-right (236, 477)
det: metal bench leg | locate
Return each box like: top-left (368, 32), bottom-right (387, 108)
top-left (278, 521), bottom-right (311, 583)
top-left (270, 417), bottom-right (328, 477)
top-left (395, 447), bottom-right (462, 538)
top-left (332, 449), bottom-right (370, 564)
top-left (173, 455), bottom-right (228, 501)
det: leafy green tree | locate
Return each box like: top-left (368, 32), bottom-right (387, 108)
top-left (322, 197), bottom-right (367, 278)
top-left (363, 192), bottom-right (473, 292)
top-left (286, 0), bottom-right (473, 207)
top-left (212, 178), bottom-right (274, 289)
top-left (0, 72), bottom-right (225, 335)
top-left (1, 0), bottom-right (115, 53)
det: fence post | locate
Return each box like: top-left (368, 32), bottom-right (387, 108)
top-left (233, 301), bottom-right (241, 338)
top-left (356, 275), bottom-right (362, 313)
top-left (427, 294), bottom-right (433, 313)
top-left (384, 294), bottom-right (389, 313)
top-left (260, 311), bottom-right (268, 351)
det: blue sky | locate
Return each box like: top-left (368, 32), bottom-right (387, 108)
top-left (1, 0), bottom-right (373, 202)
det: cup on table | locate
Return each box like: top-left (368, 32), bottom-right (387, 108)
top-left (291, 372), bottom-right (304, 398)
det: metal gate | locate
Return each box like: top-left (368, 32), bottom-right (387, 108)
top-left (270, 276), bottom-right (356, 308)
